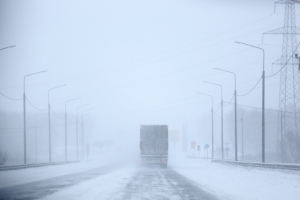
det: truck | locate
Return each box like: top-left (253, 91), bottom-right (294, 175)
top-left (140, 125), bottom-right (168, 167)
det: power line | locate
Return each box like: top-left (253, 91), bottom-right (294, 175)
top-left (214, 104), bottom-right (221, 113)
top-left (67, 117), bottom-right (75, 124)
top-left (50, 107), bottom-right (64, 119)
top-left (224, 94), bottom-right (235, 106)
top-left (0, 92), bottom-right (22, 100)
top-left (237, 76), bottom-right (262, 97)
top-left (0, 15), bottom-right (280, 91)
top-left (222, 101), bottom-right (299, 114)
top-left (214, 113), bottom-right (234, 122)
top-left (0, 122), bottom-right (77, 132)
top-left (25, 98), bottom-right (47, 111)
top-left (266, 41), bottom-right (300, 78)
top-left (19, 54), bottom-right (279, 108)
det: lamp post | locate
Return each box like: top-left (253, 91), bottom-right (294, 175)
top-left (81, 108), bottom-right (94, 161)
top-left (0, 45), bottom-right (16, 51)
top-left (23, 70), bottom-right (47, 164)
top-left (241, 106), bottom-right (244, 160)
top-left (213, 68), bottom-right (238, 161)
top-left (204, 81), bottom-right (224, 159)
top-left (76, 104), bottom-right (89, 161)
top-left (236, 41), bottom-right (265, 163)
top-left (198, 92), bottom-right (214, 159)
top-left (296, 53), bottom-right (300, 162)
top-left (35, 113), bottom-right (46, 163)
top-left (48, 84), bottom-right (66, 162)
top-left (65, 98), bottom-right (80, 162)
top-left (181, 117), bottom-right (188, 154)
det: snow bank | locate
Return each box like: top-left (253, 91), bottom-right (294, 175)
top-left (170, 156), bottom-right (300, 200)
top-left (0, 161), bottom-right (105, 189)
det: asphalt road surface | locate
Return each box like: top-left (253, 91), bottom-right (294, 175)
top-left (0, 166), bottom-right (218, 200)
top-left (121, 167), bottom-right (218, 200)
top-left (0, 166), bottom-right (113, 200)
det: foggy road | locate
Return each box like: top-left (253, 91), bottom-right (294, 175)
top-left (0, 166), bottom-right (218, 200)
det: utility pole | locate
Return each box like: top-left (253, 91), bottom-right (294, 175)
top-left (81, 121), bottom-right (84, 161)
top-left (48, 84), bottom-right (66, 162)
top-left (264, 0), bottom-right (300, 163)
top-left (225, 143), bottom-right (229, 159)
top-left (81, 109), bottom-right (93, 161)
top-left (76, 104), bottom-right (89, 161)
top-left (198, 92), bottom-right (214, 159)
top-left (23, 70), bottom-right (46, 164)
top-left (65, 98), bottom-right (80, 162)
top-left (235, 42), bottom-right (265, 163)
top-left (241, 107), bottom-right (244, 160)
top-left (204, 81), bottom-right (223, 159)
top-left (213, 68), bottom-right (238, 161)
top-left (34, 113), bottom-right (45, 163)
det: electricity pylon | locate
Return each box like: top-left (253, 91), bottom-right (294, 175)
top-left (264, 0), bottom-right (300, 163)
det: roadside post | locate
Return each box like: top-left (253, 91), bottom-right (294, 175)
top-left (191, 142), bottom-right (196, 157)
top-left (225, 147), bottom-right (229, 159)
top-left (197, 145), bottom-right (201, 157)
top-left (225, 143), bottom-right (229, 159)
top-left (205, 144), bottom-right (209, 160)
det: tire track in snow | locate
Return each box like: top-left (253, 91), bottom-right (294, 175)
top-left (120, 167), bottom-right (218, 200)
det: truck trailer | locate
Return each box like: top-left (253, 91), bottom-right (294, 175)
top-left (140, 125), bottom-right (168, 167)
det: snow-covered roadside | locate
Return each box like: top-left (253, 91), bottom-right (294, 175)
top-left (0, 145), bottom-right (136, 190)
top-left (170, 156), bottom-right (300, 200)
top-left (0, 161), bottom-right (106, 189)
top-left (40, 168), bottom-right (135, 200)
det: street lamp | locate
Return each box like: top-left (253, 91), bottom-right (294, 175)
top-left (65, 97), bottom-right (80, 162)
top-left (213, 68), bottom-right (238, 161)
top-left (35, 113), bottom-right (47, 163)
top-left (23, 70), bottom-right (47, 164)
top-left (204, 81), bottom-right (224, 160)
top-left (48, 84), bottom-right (66, 162)
top-left (82, 113), bottom-right (92, 161)
top-left (76, 104), bottom-right (89, 161)
top-left (0, 45), bottom-right (16, 51)
top-left (198, 92), bottom-right (214, 159)
top-left (81, 108), bottom-right (94, 161)
top-left (240, 106), bottom-right (244, 160)
top-left (236, 41), bottom-right (265, 163)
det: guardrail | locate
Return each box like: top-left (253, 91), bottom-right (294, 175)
top-left (212, 159), bottom-right (300, 171)
top-left (187, 156), bottom-right (211, 160)
top-left (0, 161), bottom-right (79, 171)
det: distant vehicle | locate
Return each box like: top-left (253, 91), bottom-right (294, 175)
top-left (140, 125), bottom-right (168, 167)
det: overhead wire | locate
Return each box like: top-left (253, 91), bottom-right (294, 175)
top-left (222, 101), bottom-right (300, 114)
top-left (266, 41), bottom-right (300, 78)
top-left (214, 113), bottom-right (234, 122)
top-left (237, 76), bottom-right (262, 97)
top-left (50, 107), bottom-right (64, 119)
top-left (0, 92), bottom-right (22, 100)
top-left (25, 98), bottom-right (47, 111)
top-left (213, 104), bottom-right (221, 113)
top-left (0, 14), bottom-right (292, 135)
top-left (223, 94), bottom-right (235, 106)
top-left (0, 14), bottom-right (279, 91)
top-left (0, 122), bottom-right (77, 132)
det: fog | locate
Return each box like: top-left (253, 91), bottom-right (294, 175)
top-left (1, 0), bottom-right (299, 166)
